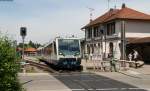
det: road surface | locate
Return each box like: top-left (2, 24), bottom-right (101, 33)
top-left (19, 72), bottom-right (148, 91)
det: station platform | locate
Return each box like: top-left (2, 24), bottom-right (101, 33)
top-left (81, 59), bottom-right (142, 71)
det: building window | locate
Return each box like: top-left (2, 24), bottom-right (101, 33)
top-left (87, 28), bottom-right (92, 38)
top-left (109, 42), bottom-right (113, 54)
top-left (93, 26), bottom-right (100, 37)
top-left (94, 43), bottom-right (96, 47)
top-left (54, 42), bottom-right (57, 55)
top-left (87, 45), bottom-right (90, 54)
top-left (94, 27), bottom-right (98, 37)
top-left (91, 44), bottom-right (94, 53)
top-left (107, 22), bottom-right (115, 35)
top-left (100, 29), bottom-right (104, 35)
top-left (98, 43), bottom-right (100, 47)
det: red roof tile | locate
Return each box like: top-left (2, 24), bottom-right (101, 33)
top-left (16, 47), bottom-right (22, 51)
top-left (25, 48), bottom-right (37, 52)
top-left (105, 7), bottom-right (150, 22)
top-left (82, 7), bottom-right (150, 29)
top-left (82, 9), bottom-right (119, 29)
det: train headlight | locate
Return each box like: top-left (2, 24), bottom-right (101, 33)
top-left (59, 52), bottom-right (65, 56)
top-left (59, 52), bottom-right (63, 55)
top-left (74, 52), bottom-right (80, 56)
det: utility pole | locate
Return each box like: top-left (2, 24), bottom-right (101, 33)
top-left (121, 4), bottom-right (126, 60)
top-left (121, 21), bottom-right (126, 60)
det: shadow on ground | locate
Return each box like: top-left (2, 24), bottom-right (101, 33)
top-left (53, 72), bottom-right (147, 91)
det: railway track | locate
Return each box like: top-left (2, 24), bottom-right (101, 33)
top-left (24, 57), bottom-right (83, 75)
top-left (25, 58), bottom-right (57, 73)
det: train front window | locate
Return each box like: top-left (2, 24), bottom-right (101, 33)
top-left (58, 39), bottom-right (80, 56)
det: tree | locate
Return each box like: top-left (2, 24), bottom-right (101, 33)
top-left (17, 43), bottom-right (28, 49)
top-left (18, 40), bottom-right (42, 49)
top-left (0, 34), bottom-right (23, 91)
top-left (28, 40), bottom-right (35, 48)
top-left (28, 40), bottom-right (42, 48)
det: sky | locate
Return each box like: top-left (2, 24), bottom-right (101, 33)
top-left (0, 0), bottom-right (150, 44)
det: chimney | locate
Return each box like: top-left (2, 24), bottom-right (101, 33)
top-left (110, 8), bottom-right (113, 12)
top-left (109, 8), bottom-right (115, 16)
top-left (122, 3), bottom-right (126, 8)
top-left (90, 19), bottom-right (93, 22)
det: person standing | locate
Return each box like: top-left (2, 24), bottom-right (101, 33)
top-left (133, 50), bottom-right (138, 61)
top-left (128, 53), bottom-right (132, 61)
top-left (133, 50), bottom-right (139, 68)
top-left (110, 54), bottom-right (117, 72)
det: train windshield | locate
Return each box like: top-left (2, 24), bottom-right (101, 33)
top-left (58, 39), bottom-right (80, 56)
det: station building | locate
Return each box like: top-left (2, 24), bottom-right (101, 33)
top-left (24, 48), bottom-right (37, 56)
top-left (81, 4), bottom-right (150, 63)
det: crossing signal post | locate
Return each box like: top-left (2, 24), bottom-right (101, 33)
top-left (20, 27), bottom-right (27, 62)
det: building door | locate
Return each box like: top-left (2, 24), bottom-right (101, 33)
top-left (109, 42), bottom-right (113, 55)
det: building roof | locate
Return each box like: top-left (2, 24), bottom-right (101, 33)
top-left (82, 5), bottom-right (150, 29)
top-left (16, 47), bottom-right (22, 51)
top-left (82, 9), bottom-right (119, 29)
top-left (37, 47), bottom-right (44, 50)
top-left (25, 48), bottom-right (37, 52)
top-left (105, 7), bottom-right (150, 22)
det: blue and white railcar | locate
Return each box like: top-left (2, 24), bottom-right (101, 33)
top-left (44, 37), bottom-right (82, 70)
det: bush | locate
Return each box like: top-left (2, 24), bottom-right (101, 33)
top-left (0, 35), bottom-right (23, 91)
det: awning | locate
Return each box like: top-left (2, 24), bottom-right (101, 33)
top-left (127, 37), bottom-right (150, 44)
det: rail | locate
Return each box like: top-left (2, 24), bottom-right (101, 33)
top-left (25, 59), bottom-right (57, 73)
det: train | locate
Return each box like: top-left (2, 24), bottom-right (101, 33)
top-left (41, 37), bottom-right (82, 70)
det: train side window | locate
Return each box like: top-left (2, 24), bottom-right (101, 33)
top-left (54, 42), bottom-right (57, 54)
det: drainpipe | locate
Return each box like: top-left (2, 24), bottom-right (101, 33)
top-left (104, 26), bottom-right (107, 59)
top-left (121, 20), bottom-right (126, 60)
top-left (100, 27), bottom-right (104, 61)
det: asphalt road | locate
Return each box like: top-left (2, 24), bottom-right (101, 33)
top-left (53, 72), bottom-right (147, 91)
top-left (19, 72), bottom-right (148, 91)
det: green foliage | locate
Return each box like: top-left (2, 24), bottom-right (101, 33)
top-left (17, 43), bottom-right (28, 49)
top-left (28, 40), bottom-right (42, 48)
top-left (0, 35), bottom-right (23, 91)
top-left (17, 40), bottom-right (42, 49)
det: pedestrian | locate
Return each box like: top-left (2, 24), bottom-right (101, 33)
top-left (128, 53), bottom-right (132, 61)
top-left (110, 55), bottom-right (117, 72)
top-left (133, 50), bottom-right (138, 61)
top-left (85, 54), bottom-right (88, 62)
top-left (133, 50), bottom-right (139, 68)
top-left (90, 53), bottom-right (93, 60)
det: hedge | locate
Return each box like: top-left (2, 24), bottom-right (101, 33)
top-left (0, 35), bottom-right (23, 91)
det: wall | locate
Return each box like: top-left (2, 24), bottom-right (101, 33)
top-left (84, 20), bottom-right (150, 60)
top-left (116, 20), bottom-right (150, 38)
top-left (103, 40), bottom-right (121, 59)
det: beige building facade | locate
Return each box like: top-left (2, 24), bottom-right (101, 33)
top-left (82, 4), bottom-right (150, 63)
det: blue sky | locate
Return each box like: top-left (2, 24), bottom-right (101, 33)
top-left (0, 0), bottom-right (150, 44)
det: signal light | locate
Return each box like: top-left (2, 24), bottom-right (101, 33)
top-left (20, 27), bottom-right (27, 37)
